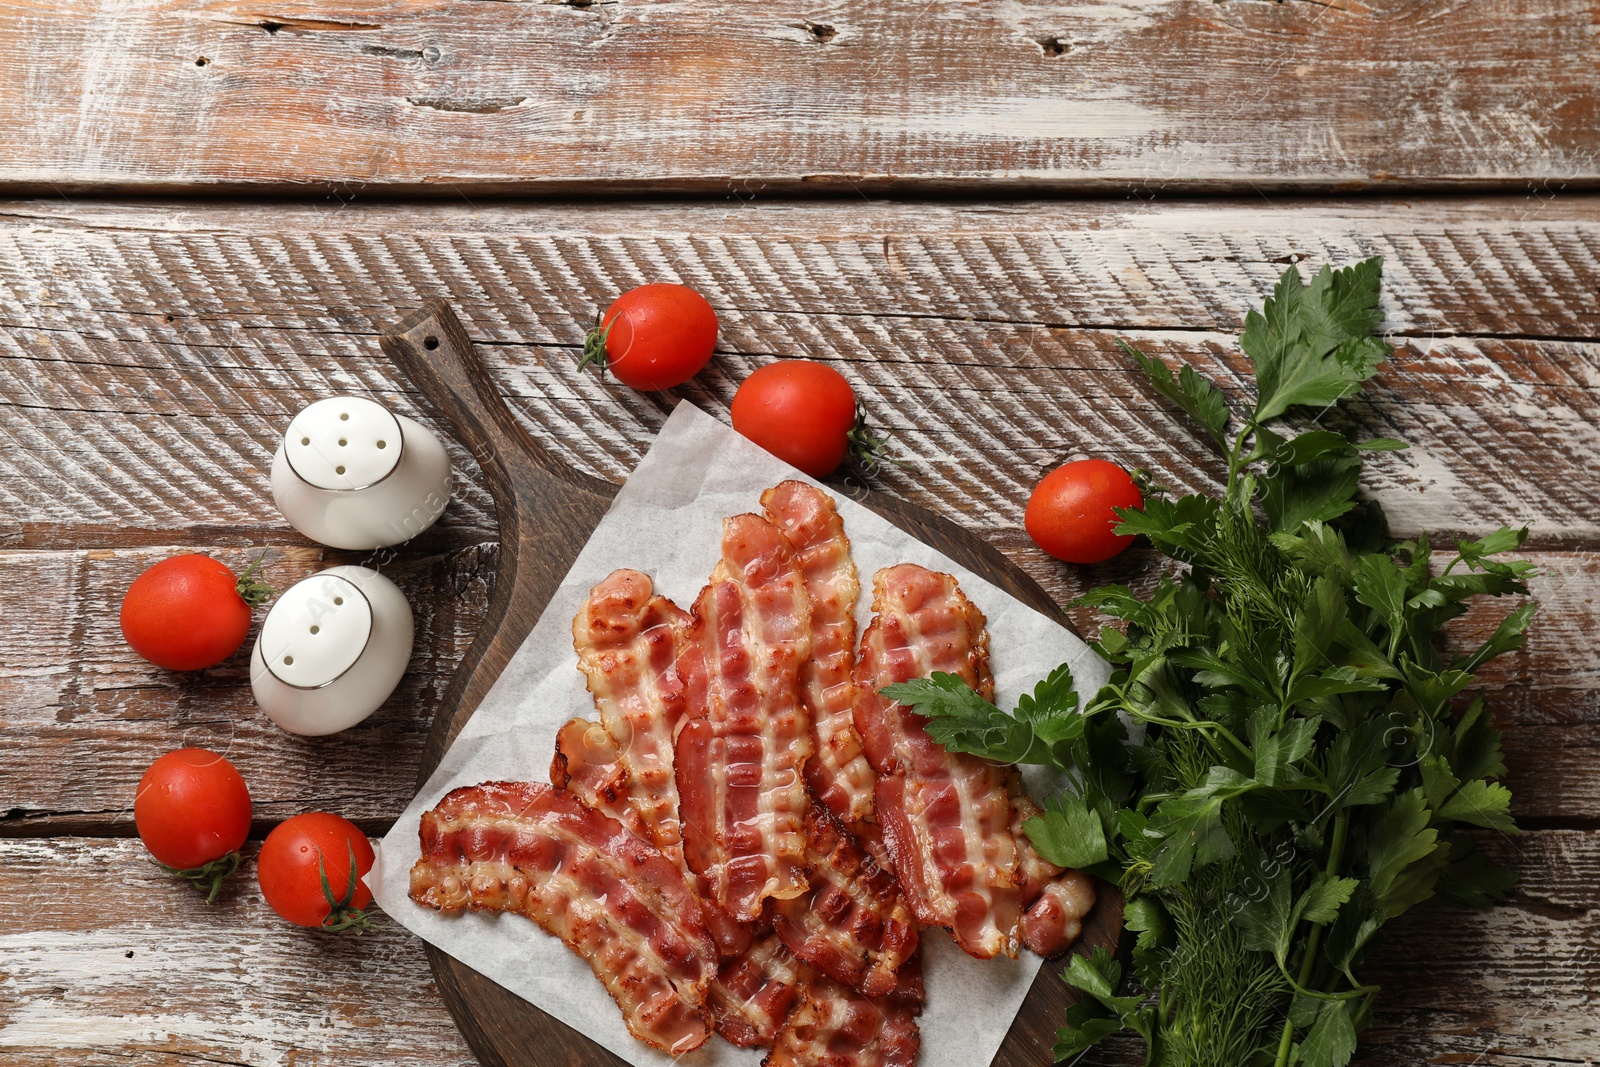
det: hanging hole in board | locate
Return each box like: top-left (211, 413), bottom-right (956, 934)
top-left (424, 335), bottom-right (439, 350)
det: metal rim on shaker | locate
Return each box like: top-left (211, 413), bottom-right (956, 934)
top-left (260, 577), bottom-right (379, 692)
top-left (282, 402), bottom-right (408, 493)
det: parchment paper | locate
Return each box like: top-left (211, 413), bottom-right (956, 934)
top-left (370, 401), bottom-right (1110, 1067)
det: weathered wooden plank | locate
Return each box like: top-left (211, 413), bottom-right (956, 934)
top-left (0, 837), bottom-right (476, 1067)
top-left (2, 0), bottom-right (1596, 193)
top-left (0, 541), bottom-right (1590, 830)
top-left (1, 198), bottom-right (1598, 552)
top-left (0, 833), bottom-right (1591, 1066)
top-left (0, 543), bottom-right (493, 833)
top-left (1353, 830), bottom-right (1600, 1066)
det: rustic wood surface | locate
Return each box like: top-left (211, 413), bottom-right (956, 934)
top-left (1, 191), bottom-right (1596, 1067)
top-left (5, 0), bottom-right (1599, 195)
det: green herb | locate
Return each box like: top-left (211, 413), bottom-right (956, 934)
top-left (886, 258), bottom-right (1533, 1067)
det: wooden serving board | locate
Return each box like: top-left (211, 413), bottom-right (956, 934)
top-left (380, 301), bottom-right (1124, 1067)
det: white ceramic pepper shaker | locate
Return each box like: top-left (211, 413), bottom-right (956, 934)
top-left (271, 396), bottom-right (453, 550)
top-left (250, 565), bottom-right (415, 736)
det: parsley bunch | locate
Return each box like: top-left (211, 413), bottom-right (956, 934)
top-left (887, 257), bottom-right (1534, 1067)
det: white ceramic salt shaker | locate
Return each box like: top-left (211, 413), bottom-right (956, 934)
top-left (250, 565), bottom-right (415, 736)
top-left (271, 396), bottom-right (453, 550)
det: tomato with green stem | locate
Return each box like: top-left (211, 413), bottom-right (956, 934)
top-left (730, 360), bottom-right (894, 478)
top-left (134, 748), bottom-right (252, 902)
top-left (1025, 459), bottom-right (1144, 564)
top-left (578, 283), bottom-right (718, 391)
top-left (120, 552), bottom-right (274, 671)
top-left (257, 812), bottom-right (375, 932)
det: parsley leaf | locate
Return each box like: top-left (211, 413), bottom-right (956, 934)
top-left (883, 663), bottom-right (1080, 767)
top-left (1244, 259), bottom-right (1391, 423)
top-left (1123, 338), bottom-right (1231, 449)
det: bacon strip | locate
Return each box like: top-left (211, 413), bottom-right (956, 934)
top-left (1021, 870), bottom-right (1097, 958)
top-left (765, 951), bottom-right (924, 1067)
top-left (707, 933), bottom-right (807, 1048)
top-left (676, 514), bottom-right (814, 921)
top-left (761, 481), bottom-right (876, 825)
top-left (1008, 774), bottom-right (1097, 958)
top-left (572, 569), bottom-right (691, 859)
top-left (771, 804), bottom-right (918, 997)
top-left (552, 718), bottom-right (754, 960)
top-left (550, 718), bottom-right (644, 836)
top-left (854, 563), bottom-right (1030, 960)
top-left (409, 782), bottom-right (716, 1056)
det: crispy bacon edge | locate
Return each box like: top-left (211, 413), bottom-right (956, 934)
top-left (1009, 774), bottom-right (1097, 958)
top-left (570, 568), bottom-right (692, 858)
top-left (761, 480), bottom-right (877, 825)
top-left (770, 803), bottom-right (918, 997)
top-left (676, 513), bottom-right (814, 922)
top-left (853, 563), bottom-right (1031, 960)
top-left (408, 781), bottom-right (717, 1056)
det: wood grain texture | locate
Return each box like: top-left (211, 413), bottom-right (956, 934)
top-left (0, 833), bottom-right (1591, 1066)
top-left (0, 543), bottom-right (494, 833)
top-left (2, 0), bottom-right (1597, 194)
top-left (0, 837), bottom-right (477, 1067)
top-left (2, 196), bottom-right (1598, 551)
top-left (2, 194), bottom-right (1597, 1066)
top-left (0, 545), bottom-right (1588, 829)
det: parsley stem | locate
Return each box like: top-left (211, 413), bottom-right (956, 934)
top-left (1130, 713), bottom-right (1254, 764)
top-left (1272, 812), bottom-right (1350, 1067)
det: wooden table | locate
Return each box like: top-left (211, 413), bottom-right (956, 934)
top-left (2, 3), bottom-right (1596, 1065)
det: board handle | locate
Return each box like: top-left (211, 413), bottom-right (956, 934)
top-left (380, 301), bottom-right (615, 778)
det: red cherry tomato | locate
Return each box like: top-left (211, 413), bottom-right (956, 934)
top-left (1025, 459), bottom-right (1144, 564)
top-left (258, 812), bottom-right (376, 932)
top-left (585, 283), bottom-right (718, 391)
top-left (135, 749), bottom-right (252, 899)
top-left (120, 553), bottom-right (272, 671)
top-left (731, 361), bottom-right (861, 478)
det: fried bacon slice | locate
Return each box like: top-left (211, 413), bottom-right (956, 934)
top-left (676, 514), bottom-right (814, 921)
top-left (770, 804), bottom-right (918, 997)
top-left (708, 933), bottom-right (808, 1048)
top-left (1020, 870), bottom-right (1097, 958)
top-left (409, 781), bottom-right (716, 1056)
top-left (854, 563), bottom-right (1032, 960)
top-left (1008, 774), bottom-right (1097, 958)
top-left (571, 569), bottom-right (691, 858)
top-left (550, 718), bottom-right (643, 836)
top-left (762, 480), bottom-right (877, 825)
top-left (764, 950), bottom-right (924, 1067)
